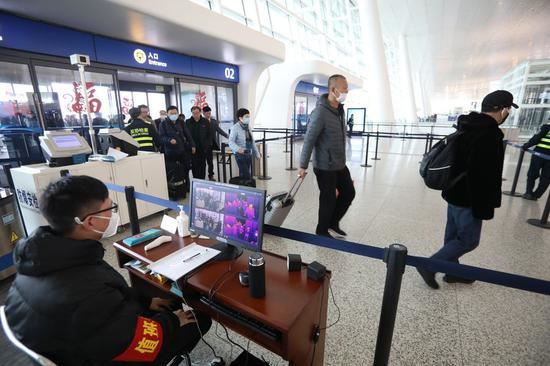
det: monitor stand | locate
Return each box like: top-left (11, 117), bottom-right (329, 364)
top-left (212, 242), bottom-right (243, 261)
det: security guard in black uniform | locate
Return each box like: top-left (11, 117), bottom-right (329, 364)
top-left (124, 107), bottom-right (160, 152)
top-left (522, 118), bottom-right (550, 200)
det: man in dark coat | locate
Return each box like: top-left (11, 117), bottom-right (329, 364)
top-left (298, 74), bottom-right (356, 238)
top-left (417, 90), bottom-right (518, 289)
top-left (203, 105), bottom-right (229, 181)
top-left (159, 105), bottom-right (196, 197)
top-left (4, 175), bottom-right (211, 365)
top-left (186, 106), bottom-right (212, 180)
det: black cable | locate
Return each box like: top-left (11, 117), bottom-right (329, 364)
top-left (310, 282), bottom-right (324, 366)
top-left (208, 256), bottom-right (238, 300)
top-left (219, 322), bottom-right (247, 354)
top-left (180, 296), bottom-right (220, 359)
top-left (320, 282), bottom-right (341, 331)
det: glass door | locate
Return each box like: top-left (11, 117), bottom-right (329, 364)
top-left (34, 64), bottom-right (119, 130)
top-left (294, 94), bottom-right (308, 133)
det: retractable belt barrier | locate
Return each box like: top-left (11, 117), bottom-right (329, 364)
top-left (106, 181), bottom-right (550, 296)
top-left (508, 142), bottom-right (550, 161)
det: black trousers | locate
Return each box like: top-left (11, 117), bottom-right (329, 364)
top-left (526, 154), bottom-right (550, 198)
top-left (313, 166), bottom-right (355, 234)
top-left (206, 148), bottom-right (215, 178)
top-left (153, 312), bottom-right (212, 366)
top-left (191, 151), bottom-right (207, 180)
top-left (165, 153), bottom-right (190, 194)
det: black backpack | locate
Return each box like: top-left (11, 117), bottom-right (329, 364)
top-left (419, 131), bottom-right (466, 190)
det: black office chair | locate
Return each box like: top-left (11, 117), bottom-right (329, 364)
top-left (0, 305), bottom-right (57, 366)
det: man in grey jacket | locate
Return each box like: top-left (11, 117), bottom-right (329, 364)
top-left (298, 74), bottom-right (356, 238)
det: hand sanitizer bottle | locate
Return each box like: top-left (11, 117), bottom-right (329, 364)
top-left (176, 205), bottom-right (190, 237)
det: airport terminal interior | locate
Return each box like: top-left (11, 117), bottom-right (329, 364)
top-left (0, 0), bottom-right (549, 365)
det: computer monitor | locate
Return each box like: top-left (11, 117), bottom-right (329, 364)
top-left (189, 179), bottom-right (266, 260)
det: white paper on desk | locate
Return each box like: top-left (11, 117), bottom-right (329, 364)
top-left (161, 215), bottom-right (178, 234)
top-left (147, 243), bottom-right (220, 281)
top-left (107, 147), bottom-right (128, 161)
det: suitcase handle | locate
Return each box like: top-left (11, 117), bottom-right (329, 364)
top-left (283, 176), bottom-right (305, 203)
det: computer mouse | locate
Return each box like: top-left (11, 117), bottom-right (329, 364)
top-left (238, 271), bottom-right (249, 287)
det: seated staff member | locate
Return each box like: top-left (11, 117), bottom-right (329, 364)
top-left (4, 176), bottom-right (211, 365)
top-left (228, 108), bottom-right (260, 179)
top-left (124, 107), bottom-right (161, 152)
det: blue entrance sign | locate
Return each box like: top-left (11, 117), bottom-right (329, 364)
top-left (0, 13), bottom-right (95, 58)
top-left (94, 36), bottom-right (192, 75)
top-left (191, 57), bottom-right (239, 83)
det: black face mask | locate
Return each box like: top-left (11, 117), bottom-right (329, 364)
top-left (500, 109), bottom-right (510, 125)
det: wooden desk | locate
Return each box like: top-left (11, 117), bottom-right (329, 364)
top-left (113, 232), bottom-right (329, 366)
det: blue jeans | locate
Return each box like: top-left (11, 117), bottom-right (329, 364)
top-left (235, 153), bottom-right (252, 179)
top-left (431, 204), bottom-right (482, 265)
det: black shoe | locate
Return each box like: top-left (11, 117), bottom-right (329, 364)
top-left (208, 175), bottom-right (216, 181)
top-left (328, 226), bottom-right (347, 237)
top-left (315, 230), bottom-right (334, 238)
top-left (443, 275), bottom-right (475, 284)
top-left (416, 268), bottom-right (439, 289)
top-left (522, 193), bottom-right (537, 201)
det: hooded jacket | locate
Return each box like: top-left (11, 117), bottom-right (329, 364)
top-left (443, 112), bottom-right (505, 220)
top-left (299, 94), bottom-right (347, 171)
top-left (4, 227), bottom-right (180, 365)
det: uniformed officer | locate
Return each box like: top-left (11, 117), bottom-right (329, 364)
top-left (124, 107), bottom-right (160, 152)
top-left (522, 118), bottom-right (550, 200)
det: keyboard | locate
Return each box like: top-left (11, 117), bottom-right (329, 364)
top-left (200, 296), bottom-right (281, 341)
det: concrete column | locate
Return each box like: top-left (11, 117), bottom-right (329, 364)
top-left (399, 34), bottom-right (417, 123)
top-left (237, 63), bottom-right (270, 125)
top-left (358, 0), bottom-right (395, 122)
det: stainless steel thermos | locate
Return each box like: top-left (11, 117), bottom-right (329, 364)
top-left (248, 253), bottom-right (265, 298)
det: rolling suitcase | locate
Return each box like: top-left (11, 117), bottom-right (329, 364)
top-left (264, 176), bottom-right (304, 226)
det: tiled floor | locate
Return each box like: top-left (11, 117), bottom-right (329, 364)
top-left (1, 133), bottom-right (549, 365)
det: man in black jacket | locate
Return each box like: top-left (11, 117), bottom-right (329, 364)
top-left (203, 105), bottom-right (229, 181)
top-left (160, 106), bottom-right (196, 197)
top-left (418, 90), bottom-right (518, 289)
top-left (186, 106), bottom-right (212, 180)
top-left (4, 175), bottom-right (211, 365)
top-left (522, 119), bottom-right (550, 200)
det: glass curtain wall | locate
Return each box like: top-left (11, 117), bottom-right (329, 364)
top-left (189, 0), bottom-right (365, 78)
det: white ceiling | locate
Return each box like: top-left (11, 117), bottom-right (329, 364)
top-left (0, 0), bottom-right (284, 65)
top-left (378, 0), bottom-right (550, 102)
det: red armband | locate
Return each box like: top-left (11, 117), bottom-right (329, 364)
top-left (113, 316), bottom-right (163, 362)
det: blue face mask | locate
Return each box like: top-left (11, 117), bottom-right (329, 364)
top-left (168, 115), bottom-right (178, 121)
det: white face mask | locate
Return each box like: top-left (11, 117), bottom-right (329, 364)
top-left (91, 212), bottom-right (120, 239)
top-left (335, 91), bottom-right (347, 103)
top-left (242, 116), bottom-right (251, 125)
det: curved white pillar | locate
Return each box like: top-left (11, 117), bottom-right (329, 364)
top-left (358, 0), bottom-right (395, 122)
top-left (399, 34), bottom-right (417, 123)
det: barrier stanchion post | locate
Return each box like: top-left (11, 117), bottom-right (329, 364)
top-left (424, 133), bottom-right (430, 155)
top-left (286, 133), bottom-right (297, 171)
top-left (527, 191), bottom-right (550, 229)
top-left (258, 130), bottom-right (272, 180)
top-left (284, 128), bottom-right (290, 153)
top-left (372, 130), bottom-right (381, 161)
top-left (221, 143), bottom-right (227, 183)
top-left (401, 125), bottom-right (406, 141)
top-left (374, 244), bottom-right (407, 366)
top-left (503, 149), bottom-right (525, 197)
top-left (125, 186), bottom-right (140, 235)
top-left (361, 132), bottom-right (372, 168)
